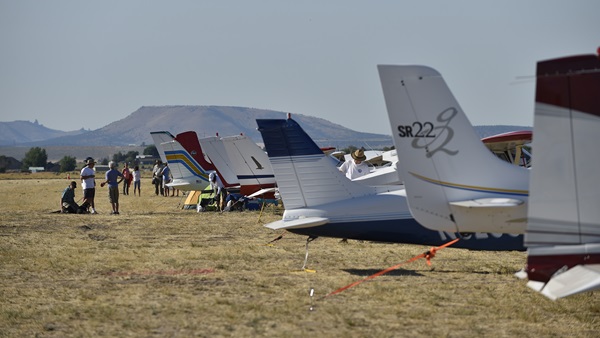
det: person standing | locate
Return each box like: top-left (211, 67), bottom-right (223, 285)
top-left (161, 162), bottom-right (171, 197)
top-left (100, 161), bottom-right (124, 215)
top-left (121, 162), bottom-right (132, 195)
top-left (338, 148), bottom-right (370, 180)
top-left (152, 160), bottom-right (163, 196)
top-left (80, 157), bottom-right (98, 214)
top-left (132, 165), bottom-right (141, 196)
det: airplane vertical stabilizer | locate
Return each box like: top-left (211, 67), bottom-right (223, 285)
top-left (150, 131), bottom-right (176, 164)
top-left (257, 118), bottom-right (377, 209)
top-left (219, 135), bottom-right (276, 194)
top-left (198, 136), bottom-right (241, 188)
top-left (174, 131), bottom-right (216, 171)
top-left (524, 53), bottom-right (600, 299)
top-left (378, 65), bottom-right (529, 234)
top-left (161, 137), bottom-right (210, 191)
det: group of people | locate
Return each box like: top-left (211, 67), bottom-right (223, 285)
top-left (60, 149), bottom-right (368, 215)
top-left (60, 157), bottom-right (142, 215)
top-left (152, 160), bottom-right (178, 197)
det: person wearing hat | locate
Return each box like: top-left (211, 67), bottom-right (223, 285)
top-left (80, 157), bottom-right (98, 214)
top-left (60, 181), bottom-right (79, 213)
top-left (338, 148), bottom-right (370, 180)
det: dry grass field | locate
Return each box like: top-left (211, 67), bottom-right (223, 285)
top-left (1, 174), bottom-right (598, 337)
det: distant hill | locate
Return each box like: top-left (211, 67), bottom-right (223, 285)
top-left (15, 106), bottom-right (393, 149)
top-left (0, 120), bottom-right (86, 146)
top-left (0, 106), bottom-right (532, 163)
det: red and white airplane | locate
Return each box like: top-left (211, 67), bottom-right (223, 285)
top-left (378, 51), bottom-right (600, 299)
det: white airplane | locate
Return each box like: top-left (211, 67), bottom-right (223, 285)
top-left (378, 52), bottom-right (600, 299)
top-left (378, 65), bottom-right (529, 235)
top-left (150, 131), bottom-right (214, 191)
top-left (151, 130), bottom-right (277, 197)
top-left (198, 134), bottom-right (277, 197)
top-left (256, 116), bottom-right (524, 251)
top-left (523, 53), bottom-right (600, 299)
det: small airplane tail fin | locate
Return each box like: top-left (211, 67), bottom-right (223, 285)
top-left (197, 136), bottom-right (241, 188)
top-left (150, 131), bottom-right (176, 164)
top-left (256, 117), bottom-right (376, 209)
top-left (176, 131), bottom-right (240, 188)
top-left (161, 136), bottom-right (210, 184)
top-left (378, 65), bottom-right (528, 233)
top-left (174, 131), bottom-right (216, 171)
top-left (220, 135), bottom-right (276, 194)
top-left (524, 53), bottom-right (600, 299)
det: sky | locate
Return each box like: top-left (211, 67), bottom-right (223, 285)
top-left (0, 1), bottom-right (598, 134)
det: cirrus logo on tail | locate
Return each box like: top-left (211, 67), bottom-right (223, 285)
top-left (396, 107), bottom-right (459, 158)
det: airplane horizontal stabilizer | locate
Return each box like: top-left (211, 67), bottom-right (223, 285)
top-left (265, 217), bottom-right (329, 230)
top-left (450, 198), bottom-right (524, 208)
top-left (247, 187), bottom-right (277, 198)
top-left (528, 264), bottom-right (600, 300)
top-left (449, 198), bottom-right (527, 234)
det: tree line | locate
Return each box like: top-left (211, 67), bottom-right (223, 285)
top-left (8, 145), bottom-right (160, 173)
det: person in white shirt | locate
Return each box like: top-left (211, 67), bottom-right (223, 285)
top-left (208, 172), bottom-right (227, 211)
top-left (338, 148), bottom-right (370, 180)
top-left (80, 157), bottom-right (98, 214)
top-left (132, 165), bottom-right (141, 196)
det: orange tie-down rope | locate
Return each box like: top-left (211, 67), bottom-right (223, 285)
top-left (322, 238), bottom-right (460, 299)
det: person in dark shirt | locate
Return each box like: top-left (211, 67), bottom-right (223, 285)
top-left (60, 181), bottom-right (79, 213)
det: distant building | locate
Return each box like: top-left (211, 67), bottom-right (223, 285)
top-left (29, 167), bottom-right (45, 173)
top-left (136, 155), bottom-right (160, 165)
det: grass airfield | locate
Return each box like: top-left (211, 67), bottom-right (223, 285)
top-left (1, 174), bottom-right (598, 337)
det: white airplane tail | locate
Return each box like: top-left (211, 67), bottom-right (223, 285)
top-left (216, 135), bottom-right (276, 195)
top-left (160, 136), bottom-right (211, 191)
top-left (198, 136), bottom-right (240, 188)
top-left (523, 53), bottom-right (600, 299)
top-left (150, 131), bottom-right (176, 164)
top-left (256, 117), bottom-right (378, 210)
top-left (378, 65), bottom-right (529, 234)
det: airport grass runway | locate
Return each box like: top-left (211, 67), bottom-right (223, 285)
top-left (1, 175), bottom-right (598, 337)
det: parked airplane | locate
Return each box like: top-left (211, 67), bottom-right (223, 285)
top-left (378, 52), bottom-right (600, 299)
top-left (522, 53), bottom-right (600, 299)
top-left (481, 131), bottom-right (531, 167)
top-left (256, 116), bottom-right (524, 251)
top-left (378, 65), bottom-right (529, 235)
top-left (198, 134), bottom-right (277, 196)
top-left (150, 131), bottom-right (214, 191)
top-left (151, 130), bottom-right (277, 197)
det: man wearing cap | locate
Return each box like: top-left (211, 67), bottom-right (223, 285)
top-left (80, 157), bottom-right (98, 214)
top-left (338, 148), bottom-right (370, 180)
top-left (60, 181), bottom-right (79, 213)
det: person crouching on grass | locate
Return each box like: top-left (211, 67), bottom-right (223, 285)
top-left (100, 161), bottom-right (124, 215)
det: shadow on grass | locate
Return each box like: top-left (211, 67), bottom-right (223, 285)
top-left (343, 269), bottom-right (424, 277)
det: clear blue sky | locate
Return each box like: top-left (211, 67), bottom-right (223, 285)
top-left (1, 0), bottom-right (598, 134)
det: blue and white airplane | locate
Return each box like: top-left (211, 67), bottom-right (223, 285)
top-left (256, 116), bottom-right (524, 251)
